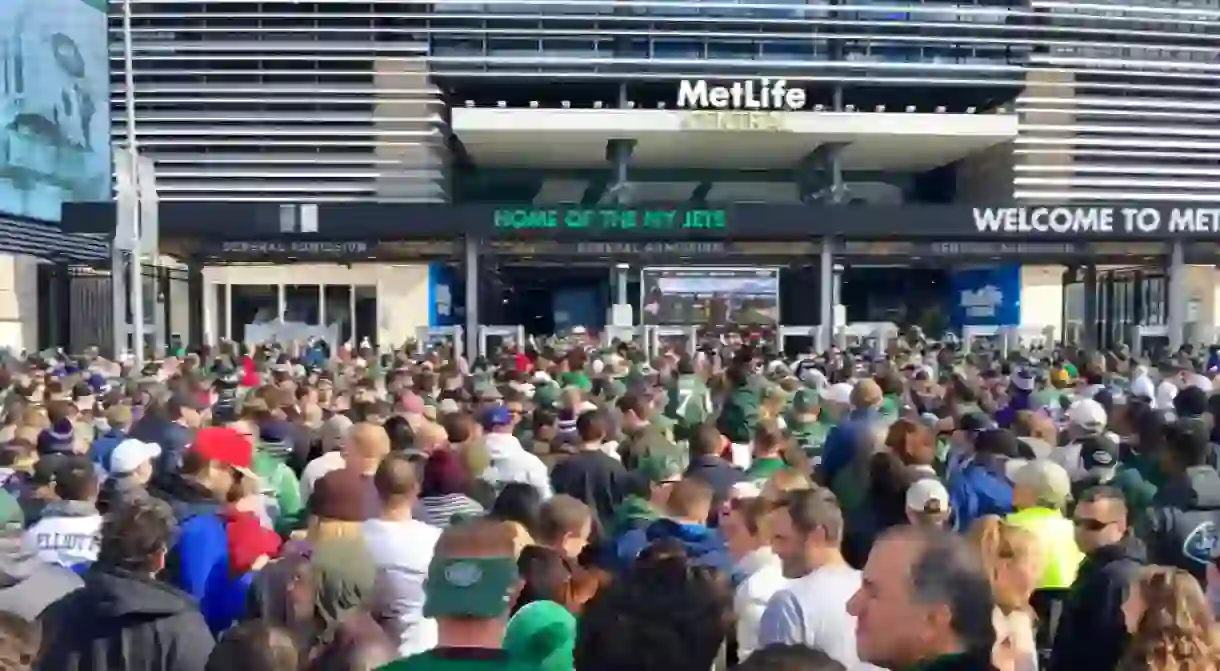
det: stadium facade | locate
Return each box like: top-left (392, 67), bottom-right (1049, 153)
top-left (69, 0), bottom-right (1220, 354)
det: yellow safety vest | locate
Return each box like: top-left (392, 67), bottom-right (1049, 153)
top-left (1005, 507), bottom-right (1085, 590)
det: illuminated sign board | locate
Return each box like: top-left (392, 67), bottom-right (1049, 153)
top-left (492, 208), bottom-right (727, 232)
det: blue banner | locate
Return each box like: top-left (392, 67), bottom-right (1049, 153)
top-left (0, 0), bottom-right (110, 222)
top-left (949, 265), bottom-right (1021, 328)
top-left (428, 264), bottom-right (456, 327)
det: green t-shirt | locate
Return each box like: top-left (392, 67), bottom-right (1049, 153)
top-left (746, 457), bottom-right (787, 483)
top-left (378, 649), bottom-right (541, 671)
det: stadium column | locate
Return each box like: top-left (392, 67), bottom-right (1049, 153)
top-left (819, 241), bottom-right (835, 352)
top-left (1167, 241), bottom-right (1185, 351)
top-left (1082, 265), bottom-right (1097, 350)
top-left (464, 236), bottom-right (480, 361)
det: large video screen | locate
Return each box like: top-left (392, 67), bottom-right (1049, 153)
top-left (641, 267), bottom-right (780, 327)
top-left (0, 0), bottom-right (110, 222)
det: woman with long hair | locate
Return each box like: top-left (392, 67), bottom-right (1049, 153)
top-left (968, 516), bottom-right (1042, 671)
top-left (1119, 566), bottom-right (1220, 671)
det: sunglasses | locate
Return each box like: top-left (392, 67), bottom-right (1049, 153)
top-left (1073, 517), bottom-right (1112, 532)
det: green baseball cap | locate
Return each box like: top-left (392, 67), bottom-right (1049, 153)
top-left (423, 555), bottom-right (520, 619)
top-left (533, 384), bottom-right (560, 410)
top-left (639, 452), bottom-right (687, 484)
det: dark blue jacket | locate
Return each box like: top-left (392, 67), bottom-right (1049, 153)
top-left (821, 408), bottom-right (882, 484)
top-left (1136, 465), bottom-right (1220, 584)
top-left (90, 429), bottom-right (128, 473)
top-left (612, 517), bottom-right (737, 582)
top-left (949, 457), bottom-right (1014, 532)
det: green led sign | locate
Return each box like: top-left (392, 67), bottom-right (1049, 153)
top-left (493, 208), bottom-right (727, 231)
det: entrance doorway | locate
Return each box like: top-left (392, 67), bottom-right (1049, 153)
top-left (840, 266), bottom-right (952, 333)
top-left (493, 264), bottom-right (639, 336)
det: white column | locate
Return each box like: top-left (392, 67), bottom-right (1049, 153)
top-left (202, 282), bottom-right (216, 347)
top-left (111, 249), bottom-right (127, 357)
top-left (464, 237), bottom-right (479, 359)
top-left (818, 239), bottom-right (834, 351)
top-left (375, 279), bottom-right (385, 351)
top-left (1168, 241), bottom-right (1186, 351)
top-left (277, 283), bottom-right (286, 323)
top-left (318, 284), bottom-right (326, 327)
top-left (223, 282), bottom-right (232, 341)
top-left (348, 283), bottom-right (357, 345)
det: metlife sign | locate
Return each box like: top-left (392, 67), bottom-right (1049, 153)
top-left (973, 207), bottom-right (1220, 235)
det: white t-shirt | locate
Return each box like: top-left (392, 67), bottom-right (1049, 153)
top-left (299, 451), bottom-right (346, 503)
top-left (758, 564), bottom-right (884, 671)
top-left (362, 517), bottom-right (443, 657)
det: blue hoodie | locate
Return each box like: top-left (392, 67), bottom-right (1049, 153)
top-left (949, 457), bottom-right (1015, 532)
top-left (821, 408), bottom-right (882, 484)
top-left (90, 428), bottom-right (128, 473)
top-left (154, 475), bottom-right (233, 634)
top-left (612, 517), bottom-right (737, 581)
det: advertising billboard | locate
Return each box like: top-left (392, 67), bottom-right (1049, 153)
top-left (641, 267), bottom-right (780, 327)
top-left (0, 0), bottom-right (109, 222)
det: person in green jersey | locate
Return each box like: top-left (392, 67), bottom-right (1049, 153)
top-left (376, 519), bottom-right (541, 671)
top-left (786, 389), bottom-right (830, 462)
top-left (745, 420), bottom-right (787, 483)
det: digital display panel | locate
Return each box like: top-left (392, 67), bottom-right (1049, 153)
top-left (641, 267), bottom-right (780, 327)
top-left (0, 0), bottom-right (109, 222)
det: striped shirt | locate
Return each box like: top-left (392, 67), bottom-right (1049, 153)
top-left (415, 493), bottom-right (485, 528)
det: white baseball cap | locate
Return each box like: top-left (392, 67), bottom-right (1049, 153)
top-left (905, 478), bottom-right (950, 514)
top-left (1067, 399), bottom-right (1107, 433)
top-left (821, 383), bottom-right (854, 406)
top-left (109, 438), bottom-right (162, 476)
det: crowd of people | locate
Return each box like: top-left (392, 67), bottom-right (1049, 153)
top-left (0, 336), bottom-right (1218, 671)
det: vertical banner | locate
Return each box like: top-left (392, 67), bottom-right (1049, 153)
top-left (640, 267), bottom-right (780, 327)
top-left (0, 0), bottom-right (110, 222)
top-left (949, 265), bottom-right (1021, 329)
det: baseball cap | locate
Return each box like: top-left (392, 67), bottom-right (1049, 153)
top-left (1067, 399), bottom-right (1107, 433)
top-left (189, 426), bottom-right (257, 480)
top-left (638, 452), bottom-right (686, 484)
top-left (905, 478), bottom-right (950, 514)
top-left (109, 438), bottom-right (162, 476)
top-left (1011, 460), bottom-right (1072, 509)
top-left (1051, 369), bottom-right (1072, 386)
top-left (482, 405), bottom-right (512, 429)
top-left (1012, 370), bottom-right (1035, 392)
top-left (424, 551), bottom-right (520, 619)
top-left (1078, 434), bottom-right (1120, 480)
top-left (821, 383), bottom-right (853, 406)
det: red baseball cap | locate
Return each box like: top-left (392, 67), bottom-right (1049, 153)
top-left (190, 427), bottom-right (257, 478)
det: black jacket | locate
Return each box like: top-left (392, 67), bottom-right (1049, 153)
top-left (1135, 465), bottom-right (1220, 583)
top-left (37, 566), bottom-right (215, 671)
top-left (1048, 534), bottom-right (1146, 671)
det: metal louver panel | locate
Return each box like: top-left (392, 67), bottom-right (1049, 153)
top-left (1016, 0), bottom-right (1220, 203)
top-left (110, 0), bottom-right (450, 202)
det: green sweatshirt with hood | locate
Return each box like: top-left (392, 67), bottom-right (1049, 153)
top-left (252, 440), bottom-right (305, 537)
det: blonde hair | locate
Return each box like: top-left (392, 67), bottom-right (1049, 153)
top-left (1119, 566), bottom-right (1220, 671)
top-left (761, 469), bottom-right (814, 503)
top-left (968, 515), bottom-right (1040, 614)
top-left (306, 518), bottom-right (365, 545)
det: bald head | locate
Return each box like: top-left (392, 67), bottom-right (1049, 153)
top-left (346, 422), bottom-right (391, 474)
